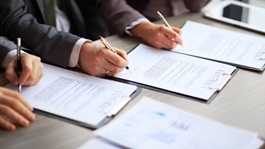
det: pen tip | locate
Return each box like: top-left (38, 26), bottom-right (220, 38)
top-left (126, 66), bottom-right (133, 73)
top-left (180, 43), bottom-right (185, 49)
top-left (18, 85), bottom-right (22, 93)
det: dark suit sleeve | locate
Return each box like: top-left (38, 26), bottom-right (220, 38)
top-left (0, 0), bottom-right (80, 68)
top-left (96, 0), bottom-right (145, 35)
top-left (0, 36), bottom-right (17, 66)
top-left (183, 0), bottom-right (210, 12)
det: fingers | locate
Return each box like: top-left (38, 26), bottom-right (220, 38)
top-left (160, 26), bottom-right (183, 49)
top-left (18, 58), bottom-right (31, 86)
top-left (148, 27), bottom-right (176, 50)
top-left (5, 59), bottom-right (19, 85)
top-left (0, 87), bottom-right (35, 130)
top-left (0, 116), bottom-right (16, 131)
top-left (99, 49), bottom-right (128, 76)
top-left (105, 48), bottom-right (128, 67)
top-left (25, 56), bottom-right (44, 86)
top-left (115, 48), bottom-right (128, 61)
top-left (172, 27), bottom-right (182, 35)
top-left (3, 87), bottom-right (33, 111)
top-left (132, 22), bottom-right (183, 50)
top-left (5, 53), bottom-right (43, 87)
top-left (0, 105), bottom-right (30, 127)
top-left (0, 89), bottom-right (35, 122)
top-left (19, 54), bottom-right (43, 86)
top-left (79, 42), bottom-right (129, 77)
top-left (172, 27), bottom-right (184, 47)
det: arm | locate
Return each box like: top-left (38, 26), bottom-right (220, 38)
top-left (0, 37), bottom-right (17, 67)
top-left (183, 0), bottom-right (210, 12)
top-left (0, 0), bottom-right (79, 68)
top-left (0, 37), bottom-right (44, 86)
top-left (97, 0), bottom-right (144, 35)
top-left (0, 0), bottom-right (128, 77)
top-left (97, 0), bottom-right (183, 50)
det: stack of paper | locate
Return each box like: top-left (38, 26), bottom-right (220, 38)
top-left (88, 97), bottom-right (264, 149)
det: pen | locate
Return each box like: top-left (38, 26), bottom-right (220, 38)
top-left (99, 36), bottom-right (132, 73)
top-left (157, 11), bottom-right (184, 48)
top-left (17, 38), bottom-right (22, 92)
top-left (157, 11), bottom-right (173, 31)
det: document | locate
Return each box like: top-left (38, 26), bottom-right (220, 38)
top-left (5, 64), bottom-right (140, 128)
top-left (95, 97), bottom-right (264, 149)
top-left (113, 44), bottom-right (237, 101)
top-left (174, 21), bottom-right (265, 71)
top-left (77, 138), bottom-right (123, 149)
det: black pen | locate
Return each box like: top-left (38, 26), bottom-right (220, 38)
top-left (17, 38), bottom-right (22, 92)
top-left (99, 36), bottom-right (132, 73)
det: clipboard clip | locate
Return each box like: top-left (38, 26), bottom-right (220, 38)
top-left (216, 75), bottom-right (231, 91)
top-left (105, 97), bottom-right (131, 117)
top-left (203, 70), bottom-right (231, 91)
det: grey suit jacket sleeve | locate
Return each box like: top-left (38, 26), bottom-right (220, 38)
top-left (97, 0), bottom-right (146, 35)
top-left (183, 0), bottom-right (210, 12)
top-left (0, 36), bottom-right (17, 66)
top-left (0, 0), bottom-right (80, 68)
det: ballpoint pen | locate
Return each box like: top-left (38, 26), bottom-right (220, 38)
top-left (157, 11), bottom-right (173, 31)
top-left (157, 11), bottom-right (184, 48)
top-left (99, 36), bottom-right (132, 73)
top-left (17, 38), bottom-right (22, 92)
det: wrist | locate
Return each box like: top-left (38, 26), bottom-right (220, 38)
top-left (130, 21), bottom-right (152, 39)
top-left (78, 41), bottom-right (97, 65)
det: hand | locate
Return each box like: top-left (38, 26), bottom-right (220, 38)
top-left (0, 87), bottom-right (35, 131)
top-left (78, 42), bottom-right (128, 77)
top-left (130, 21), bottom-right (183, 50)
top-left (5, 53), bottom-right (44, 86)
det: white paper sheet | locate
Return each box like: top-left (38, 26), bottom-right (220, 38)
top-left (95, 97), bottom-right (264, 149)
top-left (114, 44), bottom-right (236, 100)
top-left (77, 138), bottom-right (123, 149)
top-left (174, 21), bottom-right (265, 71)
top-left (6, 64), bottom-right (138, 127)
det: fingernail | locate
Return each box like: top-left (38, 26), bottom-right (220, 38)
top-left (22, 120), bottom-right (29, 126)
top-left (8, 125), bottom-right (16, 131)
top-left (30, 114), bottom-right (36, 121)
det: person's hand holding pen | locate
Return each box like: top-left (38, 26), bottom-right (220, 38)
top-left (99, 36), bottom-right (132, 73)
top-left (5, 39), bottom-right (44, 88)
top-left (129, 12), bottom-right (183, 50)
top-left (78, 41), bottom-right (129, 77)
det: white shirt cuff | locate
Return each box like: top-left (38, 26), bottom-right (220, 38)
top-left (125, 18), bottom-right (150, 36)
top-left (68, 38), bottom-right (92, 67)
